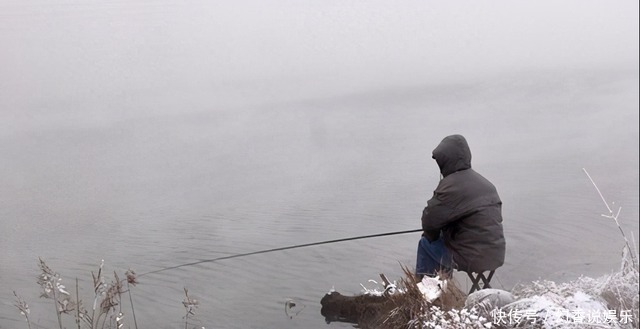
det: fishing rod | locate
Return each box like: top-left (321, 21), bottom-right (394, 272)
top-left (139, 228), bottom-right (422, 277)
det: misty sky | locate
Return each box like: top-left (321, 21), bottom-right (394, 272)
top-left (0, 0), bottom-right (638, 132)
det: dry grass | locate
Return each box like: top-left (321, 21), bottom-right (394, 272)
top-left (341, 266), bottom-right (472, 329)
top-left (13, 258), bottom-right (202, 329)
top-left (381, 266), bottom-right (482, 329)
top-left (13, 258), bottom-right (143, 329)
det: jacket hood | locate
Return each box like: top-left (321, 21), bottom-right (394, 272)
top-left (432, 134), bottom-right (472, 177)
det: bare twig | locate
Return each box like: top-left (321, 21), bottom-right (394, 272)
top-left (583, 168), bottom-right (638, 268)
top-left (76, 278), bottom-right (81, 329)
top-left (182, 287), bottom-right (199, 329)
top-left (92, 259), bottom-right (105, 329)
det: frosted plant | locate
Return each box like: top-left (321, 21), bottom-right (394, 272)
top-left (361, 279), bottom-right (401, 296)
top-left (13, 291), bottom-right (32, 329)
top-left (583, 168), bottom-right (638, 268)
top-left (182, 287), bottom-right (201, 329)
top-left (125, 269), bottom-right (139, 329)
top-left (37, 258), bottom-right (72, 329)
top-left (115, 312), bottom-right (124, 329)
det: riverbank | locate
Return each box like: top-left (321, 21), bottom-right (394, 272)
top-left (323, 246), bottom-right (638, 328)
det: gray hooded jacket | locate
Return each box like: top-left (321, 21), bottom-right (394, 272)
top-left (421, 135), bottom-right (506, 272)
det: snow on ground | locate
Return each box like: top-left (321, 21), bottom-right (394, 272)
top-left (498, 248), bottom-right (638, 329)
top-left (356, 248), bottom-right (638, 328)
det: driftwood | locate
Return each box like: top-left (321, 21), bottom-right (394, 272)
top-left (320, 271), bottom-right (467, 328)
top-left (320, 291), bottom-right (388, 325)
top-left (320, 274), bottom-right (395, 326)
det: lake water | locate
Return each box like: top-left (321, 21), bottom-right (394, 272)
top-left (1, 69), bottom-right (637, 329)
top-left (0, 2), bottom-right (638, 329)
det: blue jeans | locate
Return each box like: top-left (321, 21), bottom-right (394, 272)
top-left (416, 236), bottom-right (453, 277)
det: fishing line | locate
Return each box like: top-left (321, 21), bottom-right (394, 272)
top-left (138, 228), bottom-right (422, 277)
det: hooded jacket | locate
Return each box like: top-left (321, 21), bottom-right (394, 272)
top-left (421, 135), bottom-right (506, 272)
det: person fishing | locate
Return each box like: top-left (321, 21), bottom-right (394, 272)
top-left (416, 134), bottom-right (506, 280)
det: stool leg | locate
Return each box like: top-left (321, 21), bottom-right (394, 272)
top-left (480, 270), bottom-right (495, 289)
top-left (466, 270), bottom-right (496, 294)
top-left (467, 272), bottom-right (482, 294)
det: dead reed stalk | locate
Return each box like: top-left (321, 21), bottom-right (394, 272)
top-left (37, 257), bottom-right (70, 329)
top-left (13, 258), bottom-right (143, 329)
top-left (125, 269), bottom-right (139, 329)
top-left (13, 291), bottom-right (32, 329)
top-left (182, 287), bottom-right (200, 329)
top-left (382, 266), bottom-right (467, 328)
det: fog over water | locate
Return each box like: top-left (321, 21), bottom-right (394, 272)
top-left (0, 1), bottom-right (638, 328)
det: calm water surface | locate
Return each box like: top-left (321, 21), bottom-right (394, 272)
top-left (0, 2), bottom-right (638, 329)
top-left (1, 71), bottom-right (637, 329)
